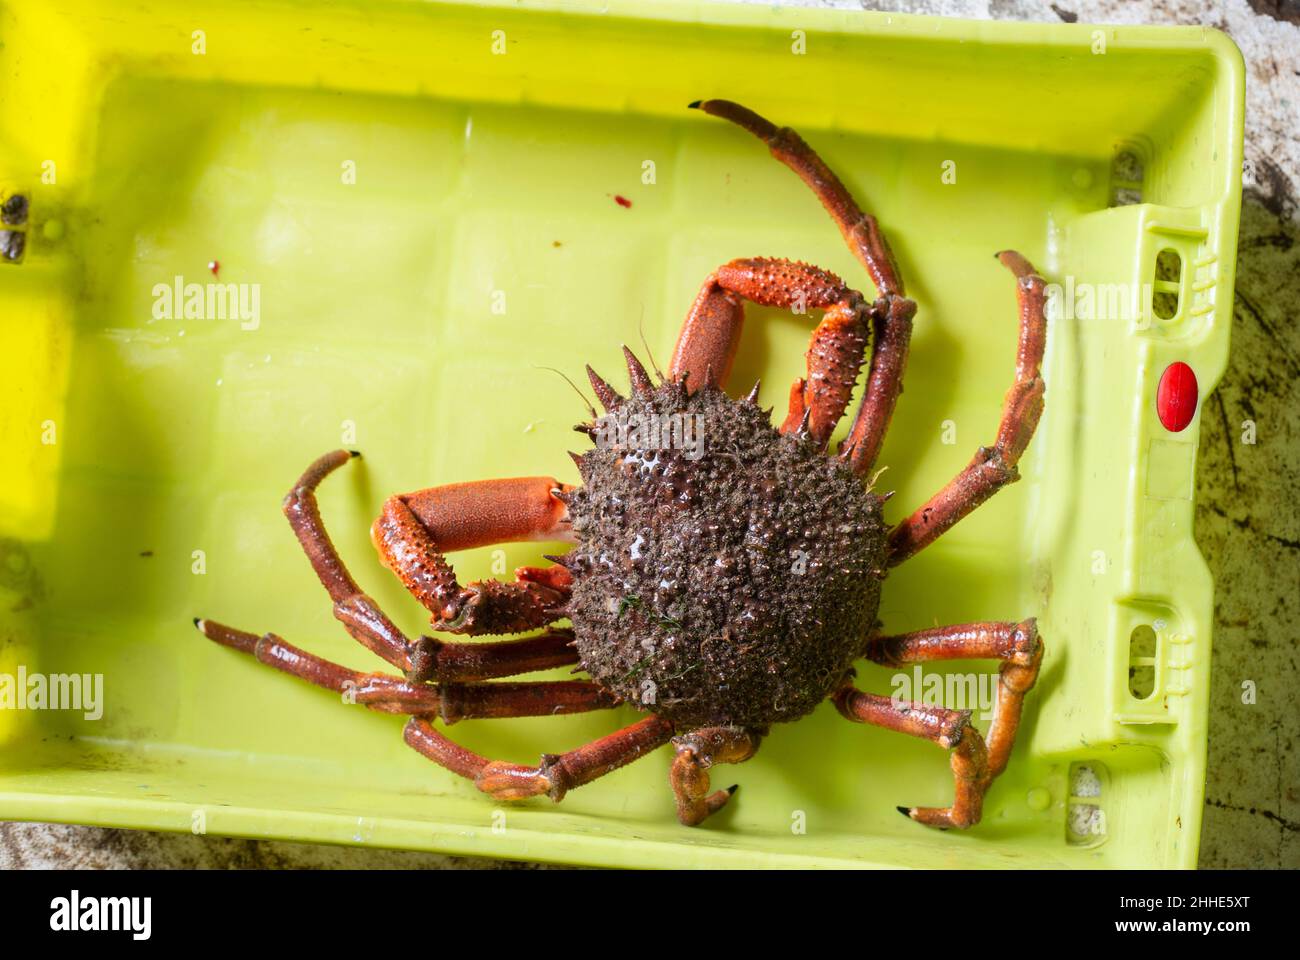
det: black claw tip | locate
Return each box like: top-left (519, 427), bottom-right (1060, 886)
top-left (726, 784), bottom-right (739, 796)
top-left (896, 805), bottom-right (913, 817)
top-left (687, 100), bottom-right (702, 109)
top-left (348, 450), bottom-right (361, 458)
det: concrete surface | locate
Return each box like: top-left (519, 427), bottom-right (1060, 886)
top-left (2, 0), bottom-right (1296, 869)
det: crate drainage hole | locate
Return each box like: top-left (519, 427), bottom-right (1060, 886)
top-left (1129, 624), bottom-right (1158, 700)
top-left (1067, 762), bottom-right (1108, 846)
top-left (1109, 150), bottom-right (1144, 206)
top-left (1, 192), bottom-right (29, 264)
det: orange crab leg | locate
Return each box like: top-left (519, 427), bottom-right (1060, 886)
top-left (886, 252), bottom-right (1047, 564)
top-left (195, 620), bottom-right (611, 722)
top-left (840, 294), bottom-right (917, 474)
top-left (832, 684), bottom-right (990, 829)
top-left (838, 619), bottom-right (1044, 829)
top-left (270, 450), bottom-right (577, 680)
top-left (863, 618), bottom-right (1043, 780)
top-left (197, 618), bottom-right (581, 684)
top-left (686, 100), bottom-right (918, 460)
top-left (395, 476), bottom-right (574, 552)
top-left (405, 714), bottom-right (675, 802)
top-left (372, 474), bottom-right (575, 636)
top-left (690, 99), bottom-right (904, 299)
top-left (669, 257), bottom-right (869, 447)
top-left (669, 726), bottom-right (764, 826)
top-left (670, 279), bottom-right (744, 389)
top-left (786, 299), bottom-right (870, 446)
top-left (282, 449), bottom-right (415, 671)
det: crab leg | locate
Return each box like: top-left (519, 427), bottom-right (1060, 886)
top-left (670, 279), bottom-right (744, 390)
top-left (275, 450), bottom-right (575, 681)
top-left (669, 257), bottom-right (869, 447)
top-left (669, 726), bottom-right (764, 826)
top-left (372, 475), bottom-right (575, 636)
top-left (690, 99), bottom-right (904, 298)
top-left (886, 252), bottom-right (1047, 564)
top-left (832, 685), bottom-right (990, 829)
top-left (840, 294), bottom-right (917, 475)
top-left (687, 100), bottom-right (918, 463)
top-left (194, 621), bottom-right (613, 722)
top-left (281, 449), bottom-right (415, 671)
top-left (197, 618), bottom-right (580, 683)
top-left (863, 619), bottom-right (1043, 779)
top-left (405, 714), bottom-right (675, 802)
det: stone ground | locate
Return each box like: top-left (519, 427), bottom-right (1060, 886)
top-left (2, 0), bottom-right (1295, 869)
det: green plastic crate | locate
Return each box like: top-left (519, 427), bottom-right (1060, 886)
top-left (0, 0), bottom-right (1243, 868)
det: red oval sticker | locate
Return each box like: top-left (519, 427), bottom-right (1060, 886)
top-left (1156, 361), bottom-right (1198, 432)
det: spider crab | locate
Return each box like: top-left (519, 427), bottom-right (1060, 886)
top-left (196, 100), bottom-right (1046, 829)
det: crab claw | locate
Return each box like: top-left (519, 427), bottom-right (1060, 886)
top-left (516, 564), bottom-right (574, 591)
top-left (433, 580), bottom-right (568, 636)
